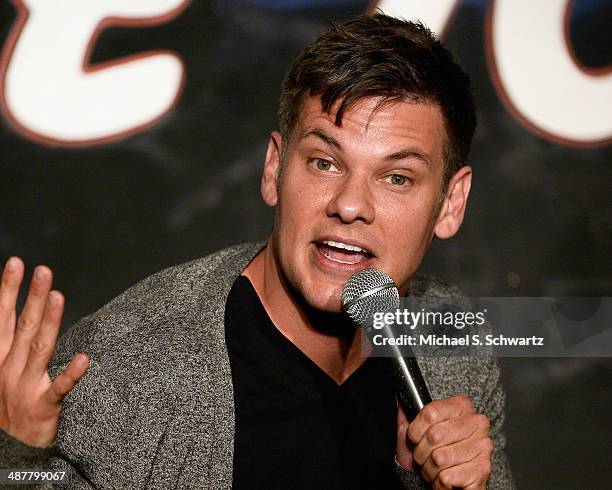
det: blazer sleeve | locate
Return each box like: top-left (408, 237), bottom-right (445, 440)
top-left (0, 418), bottom-right (95, 489)
top-left (478, 356), bottom-right (515, 490)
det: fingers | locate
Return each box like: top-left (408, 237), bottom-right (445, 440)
top-left (46, 353), bottom-right (90, 405)
top-left (432, 479), bottom-right (453, 490)
top-left (420, 434), bottom-right (493, 482)
top-left (412, 412), bottom-right (490, 466)
top-left (407, 395), bottom-right (473, 446)
top-left (7, 265), bottom-right (53, 371)
top-left (0, 258), bottom-right (85, 448)
top-left (0, 258), bottom-right (24, 363)
top-left (22, 291), bottom-right (65, 379)
top-left (433, 458), bottom-right (492, 490)
top-left (403, 395), bottom-right (492, 488)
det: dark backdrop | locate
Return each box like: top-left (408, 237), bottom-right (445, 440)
top-left (1, 1), bottom-right (610, 487)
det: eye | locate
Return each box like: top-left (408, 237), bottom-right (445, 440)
top-left (311, 158), bottom-right (339, 173)
top-left (387, 174), bottom-right (411, 186)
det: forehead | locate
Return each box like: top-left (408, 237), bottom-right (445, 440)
top-left (292, 95), bottom-right (446, 164)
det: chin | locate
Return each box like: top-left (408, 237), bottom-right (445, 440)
top-left (299, 284), bottom-right (344, 314)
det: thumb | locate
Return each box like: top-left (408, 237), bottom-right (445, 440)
top-left (396, 404), bottom-right (415, 470)
top-left (46, 353), bottom-right (90, 404)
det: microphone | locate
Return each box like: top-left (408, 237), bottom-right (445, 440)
top-left (342, 268), bottom-right (432, 421)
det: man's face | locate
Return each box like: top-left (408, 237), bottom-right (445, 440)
top-left (261, 95), bottom-right (469, 313)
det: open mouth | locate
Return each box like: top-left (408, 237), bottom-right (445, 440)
top-left (315, 239), bottom-right (373, 265)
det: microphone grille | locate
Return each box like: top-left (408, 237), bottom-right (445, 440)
top-left (342, 268), bottom-right (400, 326)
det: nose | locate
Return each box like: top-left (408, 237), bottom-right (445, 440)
top-left (325, 173), bottom-right (375, 224)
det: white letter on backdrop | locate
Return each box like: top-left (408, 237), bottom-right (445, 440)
top-left (488, 0), bottom-right (612, 145)
top-left (1, 0), bottom-right (190, 145)
top-left (372, 0), bottom-right (459, 37)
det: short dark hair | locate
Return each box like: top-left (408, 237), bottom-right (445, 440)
top-left (278, 13), bottom-right (476, 189)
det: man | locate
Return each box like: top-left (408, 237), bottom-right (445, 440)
top-left (0, 14), bottom-right (514, 489)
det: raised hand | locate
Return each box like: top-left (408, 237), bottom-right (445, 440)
top-left (0, 257), bottom-right (89, 448)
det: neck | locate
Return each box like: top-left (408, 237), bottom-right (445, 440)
top-left (241, 242), bottom-right (369, 384)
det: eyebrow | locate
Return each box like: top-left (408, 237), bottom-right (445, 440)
top-left (302, 126), bottom-right (431, 168)
top-left (385, 148), bottom-right (431, 168)
top-left (302, 127), bottom-right (343, 151)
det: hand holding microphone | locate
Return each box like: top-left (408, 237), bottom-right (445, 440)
top-left (342, 269), bottom-right (493, 488)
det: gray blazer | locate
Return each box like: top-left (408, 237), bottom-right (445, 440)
top-left (0, 242), bottom-right (514, 489)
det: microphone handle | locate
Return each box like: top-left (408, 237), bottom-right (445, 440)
top-left (376, 323), bottom-right (432, 421)
top-left (388, 354), bottom-right (432, 421)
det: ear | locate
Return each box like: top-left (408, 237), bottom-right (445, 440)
top-left (261, 131), bottom-right (283, 207)
top-left (433, 165), bottom-right (472, 239)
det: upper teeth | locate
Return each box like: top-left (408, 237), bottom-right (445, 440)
top-left (322, 240), bottom-right (367, 253)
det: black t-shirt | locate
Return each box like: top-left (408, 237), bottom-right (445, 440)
top-left (225, 275), bottom-right (403, 489)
